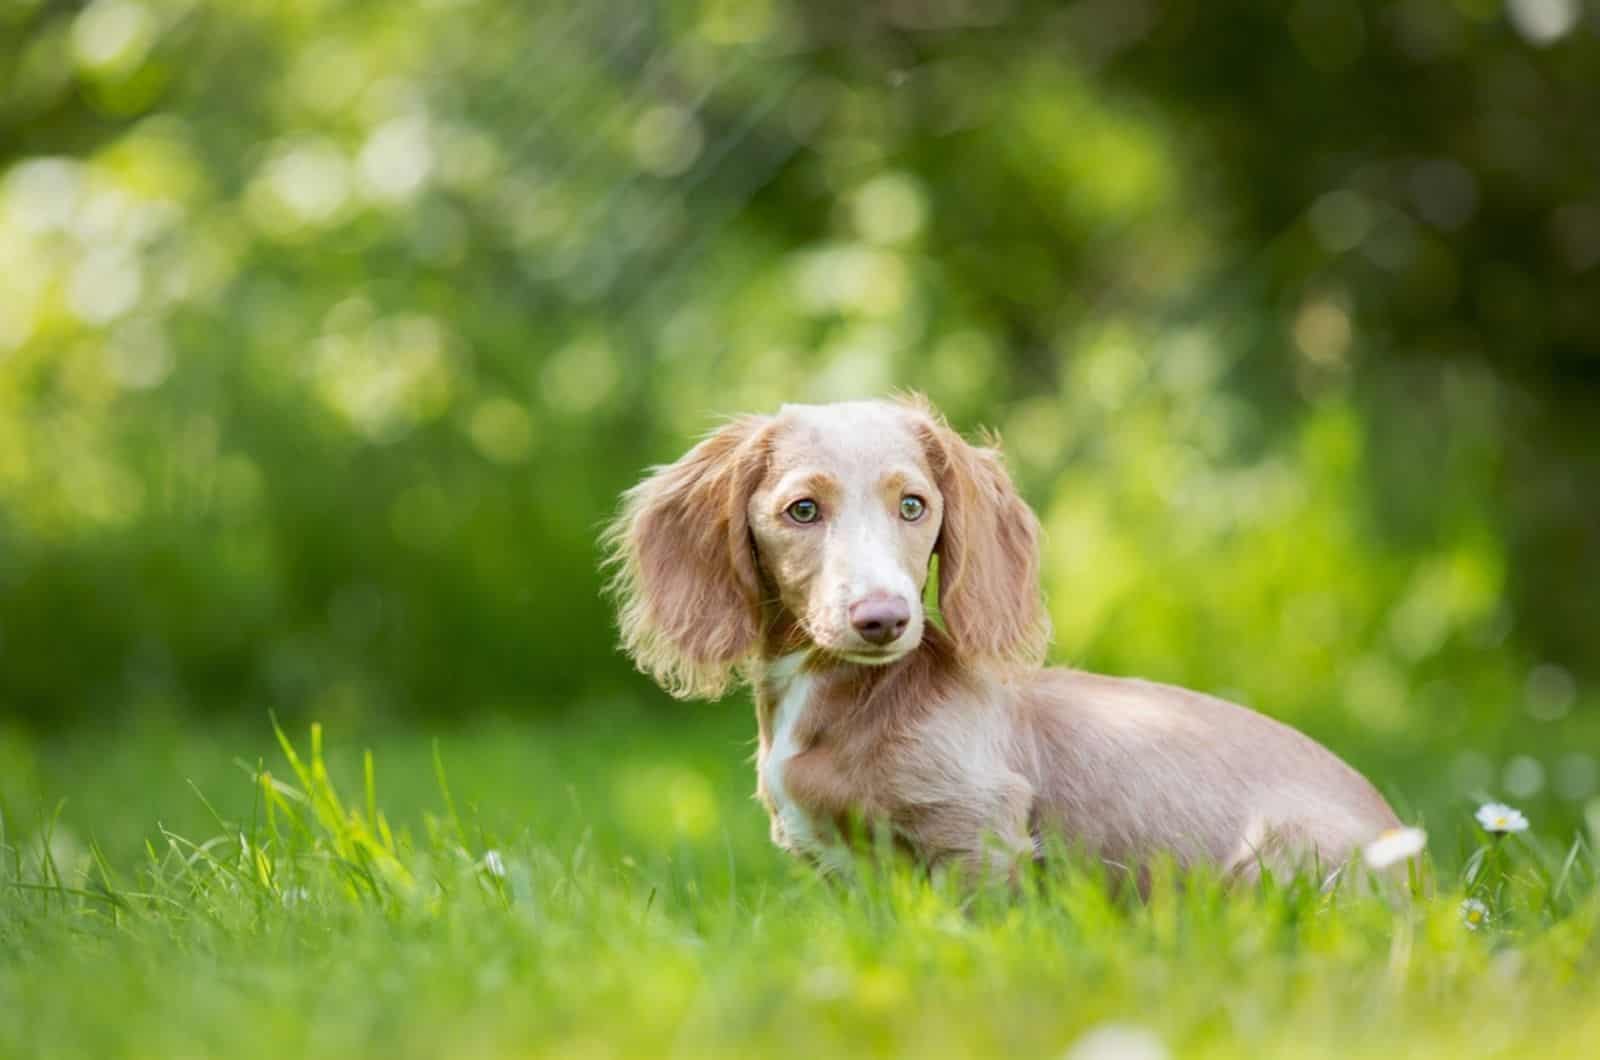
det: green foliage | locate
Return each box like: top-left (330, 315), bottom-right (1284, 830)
top-left (3, 723), bottom-right (1599, 1058)
top-left (0, 1), bottom-right (1596, 738)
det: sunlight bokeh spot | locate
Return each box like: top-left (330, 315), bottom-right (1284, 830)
top-left (1360, 204), bottom-right (1420, 272)
top-left (809, 334), bottom-right (897, 401)
top-left (852, 172), bottom-right (927, 246)
top-left (67, 248), bottom-right (143, 324)
top-left (63, 453), bottom-right (144, 526)
top-left (1525, 662), bottom-right (1577, 721)
top-left (1308, 189), bottom-right (1373, 254)
top-left (68, 181), bottom-right (136, 245)
top-left (792, 244), bottom-right (907, 316)
top-left (248, 140), bottom-right (353, 233)
top-left (314, 314), bottom-right (457, 442)
top-left (1409, 159), bottom-right (1479, 231)
top-left (359, 114), bottom-right (434, 203)
top-left (71, 0), bottom-right (156, 77)
top-left (1450, 750), bottom-right (1495, 795)
top-left (5, 158), bottom-right (82, 239)
top-left (1073, 330), bottom-right (1148, 410)
top-left (1506, 0), bottom-right (1580, 44)
top-left (1066, 1024), bottom-right (1170, 1060)
top-left (1503, 755), bottom-right (1546, 799)
top-left (436, 124), bottom-right (502, 191)
top-left (698, 0), bottom-right (779, 45)
top-left (1293, 298), bottom-right (1352, 368)
top-left (104, 318), bottom-right (173, 389)
top-left (632, 105), bottom-right (705, 177)
top-left (468, 397), bottom-right (537, 465)
top-left (1157, 328), bottom-right (1226, 396)
top-left (541, 337), bottom-right (619, 415)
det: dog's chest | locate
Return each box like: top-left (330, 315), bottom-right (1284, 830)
top-left (759, 660), bottom-right (819, 846)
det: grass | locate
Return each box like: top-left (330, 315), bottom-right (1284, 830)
top-left (3, 709), bottom-right (1600, 1059)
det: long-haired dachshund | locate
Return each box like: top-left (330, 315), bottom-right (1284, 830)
top-left (605, 396), bottom-right (1401, 884)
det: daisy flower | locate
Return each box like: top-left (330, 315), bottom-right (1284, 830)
top-left (1363, 826), bottom-right (1428, 870)
top-left (1460, 898), bottom-right (1490, 931)
top-left (483, 849), bottom-right (507, 878)
top-left (1475, 802), bottom-right (1529, 835)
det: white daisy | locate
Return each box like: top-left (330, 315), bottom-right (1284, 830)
top-left (1362, 826), bottom-right (1428, 870)
top-left (482, 849), bottom-right (507, 878)
top-left (1475, 802), bottom-right (1530, 835)
top-left (1460, 898), bottom-right (1490, 930)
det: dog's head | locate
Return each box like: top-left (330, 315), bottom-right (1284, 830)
top-left (604, 396), bottom-right (1049, 698)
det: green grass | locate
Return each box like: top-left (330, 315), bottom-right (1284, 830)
top-left (3, 711), bottom-right (1599, 1059)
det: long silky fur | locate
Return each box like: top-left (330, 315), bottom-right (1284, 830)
top-left (601, 416), bottom-right (772, 699)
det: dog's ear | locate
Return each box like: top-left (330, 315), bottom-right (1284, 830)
top-left (913, 406), bottom-right (1050, 666)
top-left (603, 416), bottom-right (773, 699)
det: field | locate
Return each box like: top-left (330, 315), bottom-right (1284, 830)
top-left (5, 1), bottom-right (1600, 1056)
top-left (5, 709), bottom-right (1599, 1059)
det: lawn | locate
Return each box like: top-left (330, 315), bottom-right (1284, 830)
top-left (3, 709), bottom-right (1599, 1059)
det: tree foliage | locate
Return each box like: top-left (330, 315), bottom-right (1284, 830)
top-left (0, 0), bottom-right (1595, 730)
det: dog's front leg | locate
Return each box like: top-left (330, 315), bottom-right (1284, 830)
top-left (904, 772), bottom-right (1037, 886)
top-left (779, 748), bottom-right (890, 873)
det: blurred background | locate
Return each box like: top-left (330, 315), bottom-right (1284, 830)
top-left (1, 0), bottom-right (1598, 849)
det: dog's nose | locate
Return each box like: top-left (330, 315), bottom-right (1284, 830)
top-left (849, 595), bottom-right (910, 646)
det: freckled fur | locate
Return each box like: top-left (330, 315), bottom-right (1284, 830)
top-left (607, 396), bottom-right (1402, 883)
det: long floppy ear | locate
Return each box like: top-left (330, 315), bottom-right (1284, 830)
top-left (914, 407), bottom-right (1050, 666)
top-left (603, 416), bottom-right (772, 699)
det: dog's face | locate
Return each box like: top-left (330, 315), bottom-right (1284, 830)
top-left (606, 396), bottom-right (1048, 698)
top-left (747, 402), bottom-right (942, 663)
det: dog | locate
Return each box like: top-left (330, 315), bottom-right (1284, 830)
top-left (605, 396), bottom-right (1401, 885)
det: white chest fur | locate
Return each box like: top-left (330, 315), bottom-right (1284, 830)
top-left (760, 654), bottom-right (824, 855)
top-left (758, 657), bottom-right (863, 875)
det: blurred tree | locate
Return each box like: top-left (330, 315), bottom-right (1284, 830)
top-left (0, 0), bottom-right (1593, 729)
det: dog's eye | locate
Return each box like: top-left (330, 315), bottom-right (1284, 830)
top-left (787, 498), bottom-right (820, 524)
top-left (900, 495), bottom-right (926, 521)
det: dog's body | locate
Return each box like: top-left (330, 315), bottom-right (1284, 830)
top-left (754, 633), bottom-right (1399, 882)
top-left (607, 397), bottom-right (1400, 883)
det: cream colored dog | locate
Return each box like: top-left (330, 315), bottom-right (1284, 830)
top-left (606, 396), bottom-right (1400, 884)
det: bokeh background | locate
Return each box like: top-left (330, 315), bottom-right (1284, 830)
top-left (2, 0), bottom-right (1598, 849)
